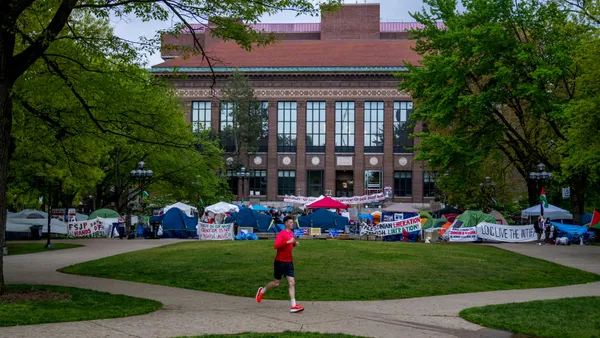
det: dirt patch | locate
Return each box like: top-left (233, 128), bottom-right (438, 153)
top-left (0, 290), bottom-right (72, 303)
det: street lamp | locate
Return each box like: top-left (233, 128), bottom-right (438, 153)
top-left (479, 176), bottom-right (497, 210)
top-left (130, 161), bottom-right (153, 213)
top-left (34, 173), bottom-right (60, 249)
top-left (236, 167), bottom-right (250, 205)
top-left (529, 163), bottom-right (553, 217)
top-left (88, 195), bottom-right (96, 214)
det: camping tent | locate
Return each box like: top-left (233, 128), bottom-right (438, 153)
top-left (150, 208), bottom-right (198, 238)
top-left (8, 209), bottom-right (47, 219)
top-left (489, 210), bottom-right (508, 225)
top-left (552, 222), bottom-right (595, 242)
top-left (225, 208), bottom-right (273, 232)
top-left (420, 211), bottom-right (433, 219)
top-left (454, 210), bottom-right (496, 228)
top-left (163, 202), bottom-right (198, 216)
top-left (421, 218), bottom-right (448, 230)
top-left (521, 204), bottom-right (573, 220)
top-left (382, 203), bottom-right (420, 213)
top-left (251, 204), bottom-right (270, 212)
top-left (298, 209), bottom-right (348, 230)
top-left (431, 207), bottom-right (462, 218)
top-left (206, 202), bottom-right (239, 214)
top-left (89, 208), bottom-right (120, 220)
top-left (305, 196), bottom-right (348, 209)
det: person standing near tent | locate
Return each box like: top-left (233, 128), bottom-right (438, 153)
top-left (255, 216), bottom-right (304, 313)
top-left (535, 216), bottom-right (543, 245)
top-left (544, 218), bottom-right (552, 244)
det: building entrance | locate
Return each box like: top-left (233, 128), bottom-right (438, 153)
top-left (335, 171), bottom-right (354, 197)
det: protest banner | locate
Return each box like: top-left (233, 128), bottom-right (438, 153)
top-left (360, 216), bottom-right (421, 236)
top-left (68, 219), bottom-right (106, 238)
top-left (448, 227), bottom-right (478, 242)
top-left (198, 222), bottom-right (234, 240)
top-left (283, 192), bottom-right (386, 205)
top-left (476, 222), bottom-right (537, 242)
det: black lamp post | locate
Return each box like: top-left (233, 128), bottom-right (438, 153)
top-left (130, 161), bottom-right (153, 214)
top-left (529, 163), bottom-right (553, 217)
top-left (88, 195), bottom-right (96, 214)
top-left (236, 167), bottom-right (250, 205)
top-left (479, 176), bottom-right (497, 210)
top-left (34, 173), bottom-right (60, 249)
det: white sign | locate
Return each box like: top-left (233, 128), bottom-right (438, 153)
top-left (448, 227), bottom-right (478, 242)
top-left (360, 216), bottom-right (421, 236)
top-left (198, 222), bottom-right (234, 240)
top-left (562, 187), bottom-right (571, 199)
top-left (336, 156), bottom-right (353, 166)
top-left (283, 192), bottom-right (386, 205)
top-left (68, 219), bottom-right (106, 238)
top-left (476, 223), bottom-right (537, 242)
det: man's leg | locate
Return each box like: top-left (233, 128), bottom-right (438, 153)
top-left (263, 279), bottom-right (281, 293)
top-left (286, 276), bottom-right (296, 306)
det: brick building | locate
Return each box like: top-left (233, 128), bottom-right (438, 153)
top-left (151, 3), bottom-right (437, 207)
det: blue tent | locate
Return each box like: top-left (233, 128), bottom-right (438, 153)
top-left (552, 222), bottom-right (595, 242)
top-left (226, 208), bottom-right (273, 232)
top-left (358, 214), bottom-right (373, 222)
top-left (298, 209), bottom-right (348, 231)
top-left (252, 204), bottom-right (270, 212)
top-left (150, 208), bottom-right (198, 238)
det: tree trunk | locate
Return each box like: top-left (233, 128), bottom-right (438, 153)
top-left (0, 27), bottom-right (16, 295)
top-left (570, 174), bottom-right (586, 225)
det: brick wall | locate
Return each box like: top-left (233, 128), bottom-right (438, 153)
top-left (321, 4), bottom-right (380, 40)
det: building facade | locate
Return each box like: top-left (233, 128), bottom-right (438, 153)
top-left (152, 4), bottom-right (437, 207)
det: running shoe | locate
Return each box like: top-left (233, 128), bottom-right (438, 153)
top-left (290, 304), bottom-right (304, 313)
top-left (255, 287), bottom-right (264, 303)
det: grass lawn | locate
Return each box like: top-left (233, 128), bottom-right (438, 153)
top-left (7, 243), bottom-right (83, 255)
top-left (460, 296), bottom-right (600, 338)
top-left (180, 332), bottom-right (362, 338)
top-left (0, 285), bottom-right (162, 327)
top-left (59, 241), bottom-right (600, 301)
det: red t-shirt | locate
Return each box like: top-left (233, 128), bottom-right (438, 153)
top-left (274, 229), bottom-right (294, 262)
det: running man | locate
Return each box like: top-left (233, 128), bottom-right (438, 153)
top-left (255, 216), bottom-right (304, 313)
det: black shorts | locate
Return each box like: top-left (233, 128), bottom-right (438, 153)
top-left (274, 260), bottom-right (294, 280)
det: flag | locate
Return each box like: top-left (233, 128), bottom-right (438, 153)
top-left (591, 209), bottom-right (600, 227)
top-left (197, 195), bottom-right (204, 207)
top-left (142, 191), bottom-right (149, 197)
top-left (540, 187), bottom-right (548, 208)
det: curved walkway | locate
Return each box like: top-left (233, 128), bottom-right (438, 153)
top-left (2, 240), bottom-right (600, 338)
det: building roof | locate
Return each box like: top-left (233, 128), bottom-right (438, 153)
top-left (185, 22), bottom-right (442, 33)
top-left (152, 39), bottom-right (420, 69)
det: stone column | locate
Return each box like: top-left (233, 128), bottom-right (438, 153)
top-left (296, 100), bottom-right (307, 196)
top-left (383, 100), bottom-right (394, 191)
top-left (354, 100), bottom-right (365, 196)
top-left (267, 100), bottom-right (278, 201)
top-left (325, 100), bottom-right (336, 195)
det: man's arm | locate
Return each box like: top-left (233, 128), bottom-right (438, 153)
top-left (274, 233), bottom-right (295, 249)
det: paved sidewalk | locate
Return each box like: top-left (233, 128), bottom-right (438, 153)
top-left (1, 240), bottom-right (599, 338)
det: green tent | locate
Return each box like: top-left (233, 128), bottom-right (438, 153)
top-left (420, 211), bottom-right (433, 220)
top-left (421, 217), bottom-right (448, 230)
top-left (454, 210), bottom-right (496, 228)
top-left (88, 208), bottom-right (120, 219)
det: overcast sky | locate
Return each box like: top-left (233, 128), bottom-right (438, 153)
top-left (111, 0), bottom-right (427, 66)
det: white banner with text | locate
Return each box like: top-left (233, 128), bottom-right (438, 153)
top-left (476, 223), bottom-right (537, 242)
top-left (448, 227), bottom-right (478, 242)
top-left (68, 219), bottom-right (106, 238)
top-left (360, 216), bottom-right (421, 236)
top-left (198, 222), bottom-right (234, 240)
top-left (283, 192), bottom-right (386, 205)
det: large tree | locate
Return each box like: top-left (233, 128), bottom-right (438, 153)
top-left (399, 0), bottom-right (588, 220)
top-left (0, 0), bottom-right (340, 294)
top-left (220, 71), bottom-right (267, 165)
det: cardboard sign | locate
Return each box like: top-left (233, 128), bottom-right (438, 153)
top-left (198, 222), bottom-right (234, 240)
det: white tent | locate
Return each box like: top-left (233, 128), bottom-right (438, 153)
top-left (7, 218), bottom-right (67, 234)
top-left (521, 204), bottom-right (573, 220)
top-left (163, 202), bottom-right (198, 216)
top-left (205, 202), bottom-right (239, 214)
top-left (8, 209), bottom-right (47, 219)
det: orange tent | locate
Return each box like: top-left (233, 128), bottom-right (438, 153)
top-left (438, 222), bottom-right (452, 235)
